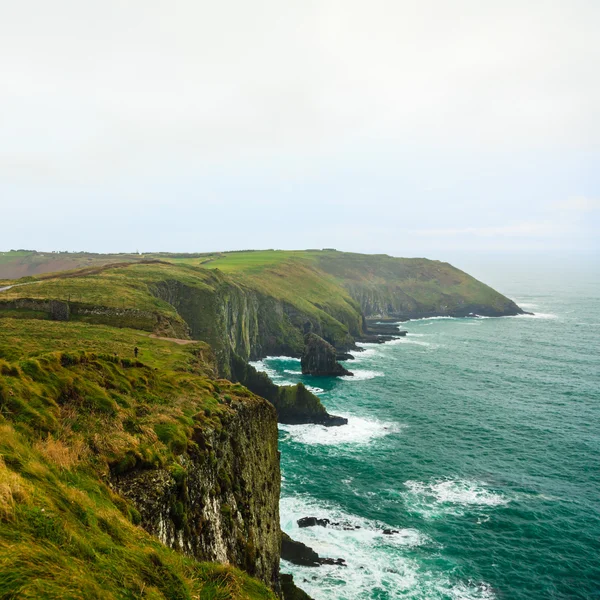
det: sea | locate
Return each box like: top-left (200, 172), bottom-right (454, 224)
top-left (251, 260), bottom-right (600, 600)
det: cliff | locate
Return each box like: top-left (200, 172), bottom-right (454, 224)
top-left (112, 391), bottom-right (281, 587)
top-left (0, 338), bottom-right (281, 598)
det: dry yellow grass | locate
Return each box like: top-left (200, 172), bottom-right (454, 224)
top-left (0, 455), bottom-right (29, 520)
top-left (34, 436), bottom-right (88, 471)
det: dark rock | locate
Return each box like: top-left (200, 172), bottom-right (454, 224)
top-left (49, 300), bottom-right (70, 321)
top-left (281, 573), bottom-right (315, 600)
top-left (319, 557), bottom-right (347, 566)
top-left (297, 516), bottom-right (330, 528)
top-left (231, 355), bottom-right (347, 426)
top-left (281, 532), bottom-right (320, 566)
top-left (336, 352), bottom-right (355, 361)
top-left (382, 529), bottom-right (400, 535)
top-left (301, 333), bottom-right (353, 377)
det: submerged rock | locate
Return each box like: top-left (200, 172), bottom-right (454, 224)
top-left (301, 333), bottom-right (353, 377)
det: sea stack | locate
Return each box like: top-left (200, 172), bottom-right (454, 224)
top-left (301, 333), bottom-right (353, 377)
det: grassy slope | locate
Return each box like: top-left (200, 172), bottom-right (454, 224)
top-left (0, 249), bottom-right (519, 319)
top-left (0, 318), bottom-right (276, 599)
top-left (0, 258), bottom-right (365, 349)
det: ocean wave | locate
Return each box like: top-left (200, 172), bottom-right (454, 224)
top-left (280, 495), bottom-right (495, 600)
top-left (278, 414), bottom-right (401, 446)
top-left (407, 315), bottom-right (458, 322)
top-left (401, 479), bottom-right (509, 518)
top-left (341, 369), bottom-right (385, 381)
top-left (511, 312), bottom-right (558, 320)
top-left (247, 360), bottom-right (277, 378)
top-left (346, 342), bottom-right (380, 358)
top-left (304, 385), bottom-right (325, 394)
top-left (387, 338), bottom-right (441, 349)
top-left (263, 355), bottom-right (301, 362)
top-left (283, 369), bottom-right (302, 375)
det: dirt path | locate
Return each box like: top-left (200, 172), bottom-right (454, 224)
top-left (0, 281), bottom-right (37, 293)
top-left (149, 334), bottom-right (196, 345)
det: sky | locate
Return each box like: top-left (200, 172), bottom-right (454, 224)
top-left (1, 0), bottom-right (599, 262)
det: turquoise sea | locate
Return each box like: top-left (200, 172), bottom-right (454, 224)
top-left (252, 263), bottom-right (600, 599)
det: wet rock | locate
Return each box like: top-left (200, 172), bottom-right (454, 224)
top-left (281, 532), bottom-right (320, 566)
top-left (281, 573), bottom-right (315, 600)
top-left (297, 516), bottom-right (331, 528)
top-left (319, 557), bottom-right (347, 567)
top-left (301, 333), bottom-right (353, 377)
top-left (382, 529), bottom-right (400, 535)
top-left (336, 352), bottom-right (355, 361)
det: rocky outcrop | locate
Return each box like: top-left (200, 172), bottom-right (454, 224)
top-left (230, 354), bottom-right (347, 426)
top-left (281, 574), bottom-right (315, 600)
top-left (281, 532), bottom-right (320, 566)
top-left (281, 531), bottom-right (346, 568)
top-left (112, 395), bottom-right (281, 589)
top-left (301, 333), bottom-right (353, 377)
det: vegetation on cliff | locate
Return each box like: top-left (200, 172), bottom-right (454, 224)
top-left (0, 320), bottom-right (279, 599)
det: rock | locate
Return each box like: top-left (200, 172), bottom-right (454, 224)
top-left (297, 516), bottom-right (330, 528)
top-left (231, 356), bottom-right (347, 426)
top-left (281, 532), bottom-right (320, 566)
top-left (301, 333), bottom-right (353, 377)
top-left (319, 557), bottom-right (347, 567)
top-left (49, 300), bottom-right (70, 321)
top-left (281, 573), bottom-right (315, 600)
top-left (336, 352), bottom-right (355, 361)
top-left (382, 529), bottom-right (400, 535)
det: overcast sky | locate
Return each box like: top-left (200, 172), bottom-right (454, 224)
top-left (1, 0), bottom-right (598, 260)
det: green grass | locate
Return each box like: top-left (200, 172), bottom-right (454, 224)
top-left (0, 321), bottom-right (276, 599)
top-left (0, 319), bottom-right (213, 374)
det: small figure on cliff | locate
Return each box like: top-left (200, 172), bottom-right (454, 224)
top-left (134, 346), bottom-right (139, 358)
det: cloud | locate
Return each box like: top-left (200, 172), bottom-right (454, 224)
top-left (553, 197), bottom-right (600, 211)
top-left (411, 222), bottom-right (560, 238)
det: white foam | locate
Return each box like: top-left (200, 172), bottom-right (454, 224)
top-left (387, 338), bottom-right (441, 349)
top-left (511, 312), bottom-right (558, 320)
top-left (279, 414), bottom-right (401, 446)
top-left (407, 315), bottom-right (458, 322)
top-left (351, 344), bottom-right (380, 360)
top-left (264, 355), bottom-right (301, 362)
top-left (280, 495), bottom-right (495, 600)
top-left (248, 360), bottom-right (277, 378)
top-left (304, 385), bottom-right (325, 394)
top-left (341, 369), bottom-right (385, 381)
top-left (284, 369), bottom-right (302, 375)
top-left (402, 479), bottom-right (509, 518)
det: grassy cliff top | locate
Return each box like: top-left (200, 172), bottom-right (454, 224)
top-left (0, 318), bottom-right (277, 599)
top-left (0, 248), bottom-right (520, 319)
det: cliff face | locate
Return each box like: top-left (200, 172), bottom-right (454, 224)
top-left (150, 273), bottom-right (358, 376)
top-left (346, 282), bottom-right (523, 319)
top-left (113, 394), bottom-right (281, 589)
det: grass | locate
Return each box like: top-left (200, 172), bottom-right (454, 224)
top-left (0, 319), bottom-right (276, 599)
top-left (0, 319), bottom-right (213, 374)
